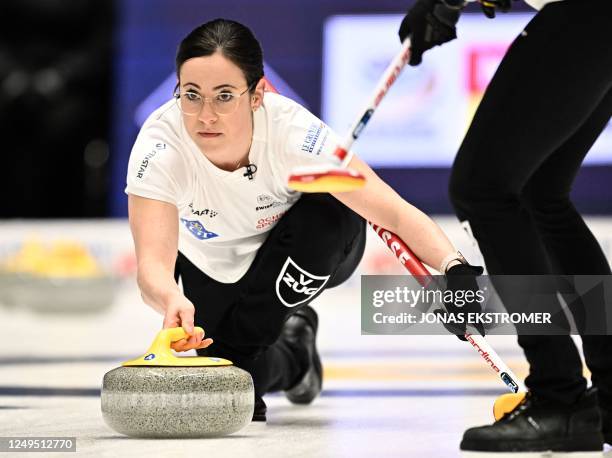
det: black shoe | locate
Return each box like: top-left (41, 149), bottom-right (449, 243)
top-left (252, 395), bottom-right (267, 422)
top-left (601, 406), bottom-right (611, 445)
top-left (283, 305), bottom-right (322, 405)
top-left (460, 388), bottom-right (603, 453)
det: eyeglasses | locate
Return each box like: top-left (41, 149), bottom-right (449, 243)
top-left (173, 84), bottom-right (254, 116)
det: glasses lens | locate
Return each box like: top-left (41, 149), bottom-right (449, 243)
top-left (175, 91), bottom-right (245, 115)
top-left (213, 94), bottom-right (238, 115)
top-left (178, 93), bottom-right (202, 115)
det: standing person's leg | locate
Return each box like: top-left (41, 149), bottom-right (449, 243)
top-left (450, 0), bottom-right (612, 404)
top-left (522, 86), bottom-right (612, 437)
top-left (196, 193), bottom-right (365, 408)
top-left (451, 0), bottom-right (612, 452)
top-left (521, 89), bottom-right (612, 280)
top-left (509, 88), bottom-right (612, 407)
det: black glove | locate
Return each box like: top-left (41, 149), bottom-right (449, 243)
top-left (398, 0), bottom-right (464, 66)
top-left (435, 263), bottom-right (485, 341)
top-left (478, 0), bottom-right (516, 18)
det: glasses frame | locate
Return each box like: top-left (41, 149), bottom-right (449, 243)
top-left (173, 82), bottom-right (255, 116)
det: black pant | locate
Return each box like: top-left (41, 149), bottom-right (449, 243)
top-left (449, 0), bottom-right (612, 405)
top-left (174, 193), bottom-right (366, 397)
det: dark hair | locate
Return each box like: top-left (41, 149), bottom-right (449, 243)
top-left (175, 19), bottom-right (264, 92)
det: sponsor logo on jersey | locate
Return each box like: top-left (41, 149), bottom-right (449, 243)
top-left (255, 194), bottom-right (285, 211)
top-left (257, 194), bottom-right (273, 205)
top-left (256, 212), bottom-right (285, 229)
top-left (188, 203), bottom-right (218, 218)
top-left (144, 353), bottom-right (156, 360)
top-left (180, 218), bottom-right (219, 240)
top-left (255, 202), bottom-right (285, 211)
top-left (300, 122), bottom-right (324, 154)
top-left (275, 257), bottom-right (330, 307)
top-left (300, 122), bottom-right (330, 156)
top-left (136, 143), bottom-right (166, 179)
top-left (136, 150), bottom-right (157, 179)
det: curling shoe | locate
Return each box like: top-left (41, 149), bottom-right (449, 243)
top-left (283, 305), bottom-right (322, 405)
top-left (461, 388), bottom-right (603, 454)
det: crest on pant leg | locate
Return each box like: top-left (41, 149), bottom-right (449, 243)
top-left (275, 256), bottom-right (330, 307)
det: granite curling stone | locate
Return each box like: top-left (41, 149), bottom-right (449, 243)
top-left (101, 327), bottom-right (254, 438)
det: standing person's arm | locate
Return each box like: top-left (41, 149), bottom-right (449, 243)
top-left (128, 194), bottom-right (212, 352)
top-left (398, 0), bottom-right (516, 65)
top-left (398, 0), bottom-right (465, 66)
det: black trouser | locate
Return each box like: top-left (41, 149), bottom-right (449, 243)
top-left (449, 0), bottom-right (612, 405)
top-left (174, 193), bottom-right (366, 398)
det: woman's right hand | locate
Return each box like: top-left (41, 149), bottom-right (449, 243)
top-left (162, 294), bottom-right (213, 352)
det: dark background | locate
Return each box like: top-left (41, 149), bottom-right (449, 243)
top-left (0, 0), bottom-right (113, 217)
top-left (1, 0), bottom-right (609, 218)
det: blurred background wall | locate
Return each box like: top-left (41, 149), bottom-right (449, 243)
top-left (0, 0), bottom-right (114, 218)
top-left (1, 0), bottom-right (610, 219)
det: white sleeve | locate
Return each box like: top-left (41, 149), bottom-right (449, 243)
top-left (124, 127), bottom-right (186, 206)
top-left (277, 100), bottom-right (344, 175)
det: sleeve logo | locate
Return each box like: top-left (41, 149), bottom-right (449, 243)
top-left (300, 122), bottom-right (329, 156)
top-left (136, 143), bottom-right (166, 179)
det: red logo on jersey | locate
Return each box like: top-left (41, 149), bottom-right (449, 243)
top-left (256, 212), bottom-right (285, 230)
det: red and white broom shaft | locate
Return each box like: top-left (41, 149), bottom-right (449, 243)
top-left (333, 38), bottom-right (412, 165)
top-left (369, 222), bottom-right (527, 394)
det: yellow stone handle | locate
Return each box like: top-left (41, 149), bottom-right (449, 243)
top-left (121, 325), bottom-right (233, 366)
top-left (145, 326), bottom-right (205, 357)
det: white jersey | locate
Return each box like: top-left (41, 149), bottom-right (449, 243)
top-left (524, 0), bottom-right (564, 10)
top-left (466, 0), bottom-right (564, 10)
top-left (125, 92), bottom-right (341, 283)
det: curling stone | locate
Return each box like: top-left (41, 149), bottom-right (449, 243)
top-left (493, 392), bottom-right (527, 420)
top-left (0, 271), bottom-right (19, 308)
top-left (101, 327), bottom-right (254, 438)
top-left (16, 274), bottom-right (117, 314)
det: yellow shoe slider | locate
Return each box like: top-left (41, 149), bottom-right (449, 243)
top-left (493, 392), bottom-right (527, 421)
